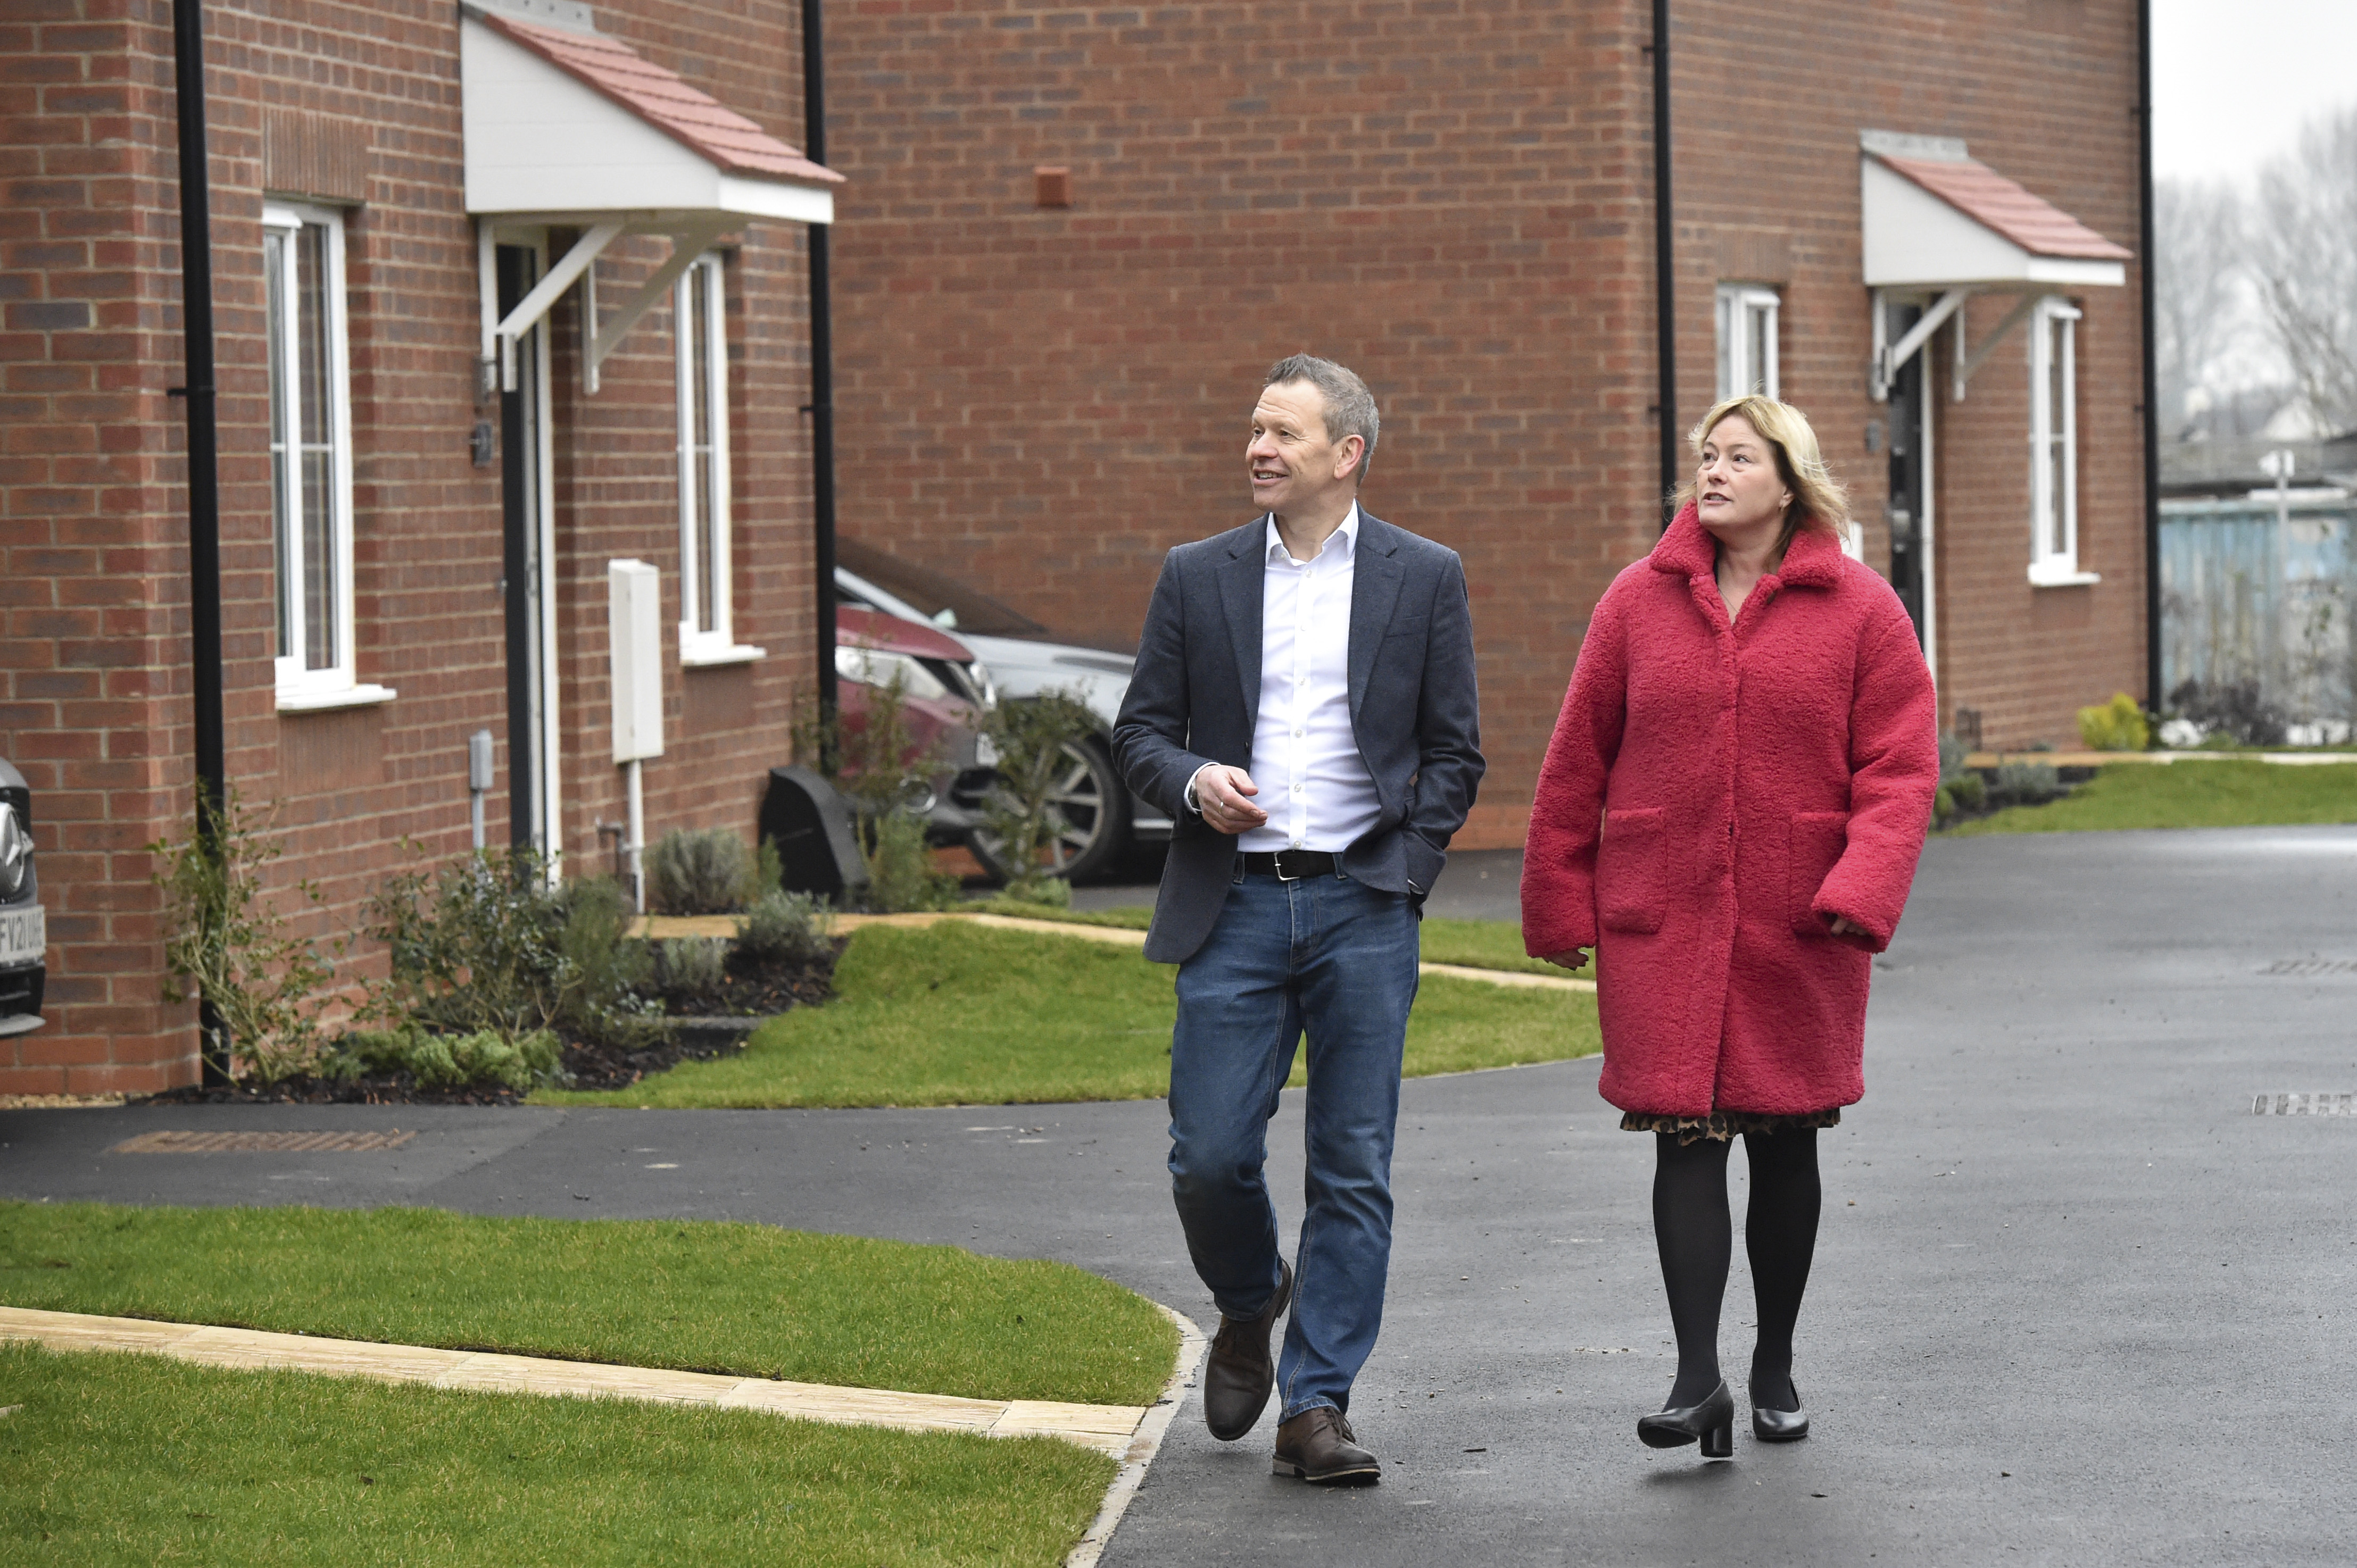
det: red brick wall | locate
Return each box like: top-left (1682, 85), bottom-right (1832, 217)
top-left (2, 0), bottom-right (820, 1091)
top-left (824, 0), bottom-right (1662, 849)
top-left (823, 0), bottom-right (2150, 843)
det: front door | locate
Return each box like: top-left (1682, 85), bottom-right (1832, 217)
top-left (495, 242), bottom-right (562, 862)
top-left (1886, 303), bottom-right (1929, 647)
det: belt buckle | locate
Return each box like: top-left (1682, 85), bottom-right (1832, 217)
top-left (1273, 848), bottom-right (1307, 881)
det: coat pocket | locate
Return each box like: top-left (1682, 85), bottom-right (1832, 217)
top-left (1597, 807), bottom-right (1669, 935)
top-left (1787, 811), bottom-right (1850, 937)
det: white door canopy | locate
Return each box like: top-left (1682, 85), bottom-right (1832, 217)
top-left (1860, 129), bottom-right (2128, 292)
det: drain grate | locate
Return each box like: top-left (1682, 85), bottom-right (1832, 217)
top-left (2251, 1094), bottom-right (2357, 1117)
top-left (2261, 959), bottom-right (2357, 977)
top-left (109, 1130), bottom-right (418, 1154)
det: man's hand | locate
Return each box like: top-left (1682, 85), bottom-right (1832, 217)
top-left (1541, 949), bottom-right (1588, 972)
top-left (1192, 764), bottom-right (1268, 836)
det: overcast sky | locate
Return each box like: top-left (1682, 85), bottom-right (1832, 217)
top-left (2153, 0), bottom-right (2357, 183)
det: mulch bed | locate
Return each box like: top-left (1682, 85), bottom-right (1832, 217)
top-left (137, 942), bottom-right (844, 1106)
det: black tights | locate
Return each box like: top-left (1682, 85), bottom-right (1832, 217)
top-left (1652, 1128), bottom-right (1820, 1412)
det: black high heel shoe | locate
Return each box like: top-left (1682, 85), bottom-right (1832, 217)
top-left (1749, 1380), bottom-right (1810, 1443)
top-left (1637, 1380), bottom-right (1736, 1458)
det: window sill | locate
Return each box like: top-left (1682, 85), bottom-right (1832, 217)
top-left (2027, 566), bottom-right (2101, 589)
top-left (682, 643), bottom-right (766, 668)
top-left (277, 682), bottom-right (398, 714)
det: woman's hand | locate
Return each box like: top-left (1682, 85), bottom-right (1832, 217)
top-left (1826, 915), bottom-right (1865, 938)
top-left (1541, 949), bottom-right (1589, 972)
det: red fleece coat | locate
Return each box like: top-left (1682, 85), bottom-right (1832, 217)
top-left (1520, 507), bottom-right (1939, 1117)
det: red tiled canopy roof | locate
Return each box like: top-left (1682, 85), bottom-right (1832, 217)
top-left (482, 12), bottom-right (842, 187)
top-left (1873, 154), bottom-right (2128, 261)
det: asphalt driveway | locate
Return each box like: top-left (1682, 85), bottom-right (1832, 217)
top-left (5, 827), bottom-right (2355, 1564)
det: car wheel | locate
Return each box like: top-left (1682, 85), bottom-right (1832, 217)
top-left (972, 738), bottom-right (1132, 886)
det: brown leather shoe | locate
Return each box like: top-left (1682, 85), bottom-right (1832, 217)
top-left (1201, 1258), bottom-right (1292, 1441)
top-left (1272, 1406), bottom-right (1381, 1486)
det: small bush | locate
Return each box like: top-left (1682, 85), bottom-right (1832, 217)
top-left (1933, 783), bottom-right (1956, 826)
top-left (862, 810), bottom-right (960, 912)
top-left (366, 850), bottom-right (658, 1048)
top-left (1991, 761), bottom-right (2063, 806)
top-left (978, 690), bottom-right (1102, 898)
top-left (1937, 732), bottom-right (1970, 783)
top-left (322, 1025), bottom-right (562, 1092)
top-left (653, 938), bottom-right (729, 1009)
top-left (735, 889), bottom-right (834, 970)
top-left (2168, 678), bottom-right (2287, 748)
top-left (646, 828), bottom-right (757, 915)
top-left (1947, 772), bottom-right (1987, 813)
top-left (2077, 692), bottom-right (2150, 752)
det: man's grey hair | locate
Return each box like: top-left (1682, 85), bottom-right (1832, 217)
top-left (1264, 353), bottom-right (1380, 483)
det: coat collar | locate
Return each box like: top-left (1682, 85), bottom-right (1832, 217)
top-left (1648, 503), bottom-right (1845, 590)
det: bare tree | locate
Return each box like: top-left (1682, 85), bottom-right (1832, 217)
top-left (2249, 106), bottom-right (2357, 437)
top-left (2154, 178), bottom-right (2248, 438)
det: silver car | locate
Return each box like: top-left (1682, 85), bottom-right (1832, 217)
top-left (835, 540), bottom-right (1172, 882)
top-left (0, 758), bottom-right (46, 1038)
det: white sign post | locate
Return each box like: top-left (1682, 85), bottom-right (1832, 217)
top-left (608, 560), bottom-right (665, 912)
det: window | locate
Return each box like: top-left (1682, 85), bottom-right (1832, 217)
top-left (1715, 284), bottom-right (1779, 401)
top-left (676, 253), bottom-right (760, 664)
top-left (265, 203), bottom-right (383, 708)
top-left (2027, 296), bottom-right (2094, 585)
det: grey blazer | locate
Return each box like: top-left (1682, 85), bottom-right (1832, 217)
top-left (1111, 511), bottom-right (1484, 964)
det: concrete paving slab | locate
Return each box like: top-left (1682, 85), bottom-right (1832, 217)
top-left (4, 827), bottom-right (2355, 1561)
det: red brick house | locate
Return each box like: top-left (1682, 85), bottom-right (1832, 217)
top-left (818, 0), bottom-right (2152, 844)
top-left (2, 0), bottom-right (835, 1092)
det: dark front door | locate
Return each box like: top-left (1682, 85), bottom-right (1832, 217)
top-left (1886, 303), bottom-right (1928, 645)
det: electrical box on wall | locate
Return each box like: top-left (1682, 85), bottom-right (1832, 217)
top-left (608, 559), bottom-right (665, 764)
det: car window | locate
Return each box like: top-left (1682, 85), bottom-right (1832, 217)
top-left (837, 539), bottom-right (1049, 638)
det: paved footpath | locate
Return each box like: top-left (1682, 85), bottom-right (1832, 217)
top-left (5, 828), bottom-right (2356, 1564)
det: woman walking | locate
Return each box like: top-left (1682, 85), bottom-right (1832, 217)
top-left (1521, 396), bottom-right (1939, 1458)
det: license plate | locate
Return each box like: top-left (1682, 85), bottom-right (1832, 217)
top-left (0, 905), bottom-right (43, 968)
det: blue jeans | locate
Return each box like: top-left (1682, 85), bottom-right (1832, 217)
top-left (1168, 864), bottom-right (1420, 1421)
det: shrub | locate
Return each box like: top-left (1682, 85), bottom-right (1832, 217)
top-left (1933, 783), bottom-right (1956, 826)
top-left (2168, 678), bottom-right (2287, 747)
top-left (1990, 761), bottom-right (2063, 806)
top-left (322, 1024), bottom-right (562, 1092)
top-left (735, 889), bottom-right (834, 970)
top-left (646, 828), bottom-right (758, 915)
top-left (149, 788), bottom-right (342, 1084)
top-left (977, 690), bottom-right (1102, 898)
top-left (653, 937), bottom-right (730, 1009)
top-left (1937, 732), bottom-right (1970, 783)
top-left (2077, 692), bottom-right (2150, 752)
top-left (862, 808), bottom-right (960, 912)
top-left (1947, 772), bottom-right (1987, 813)
top-left (365, 849), bottom-right (657, 1048)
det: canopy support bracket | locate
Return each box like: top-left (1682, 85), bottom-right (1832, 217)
top-left (1951, 292), bottom-right (2042, 402)
top-left (1870, 287), bottom-right (1971, 403)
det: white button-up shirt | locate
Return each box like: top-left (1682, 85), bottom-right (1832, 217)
top-left (1223, 506), bottom-right (1380, 853)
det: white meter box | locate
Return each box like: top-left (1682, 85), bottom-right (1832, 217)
top-left (608, 559), bottom-right (665, 763)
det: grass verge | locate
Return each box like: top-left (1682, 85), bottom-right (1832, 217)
top-left (536, 921), bottom-right (1598, 1111)
top-left (1946, 760), bottom-right (2357, 835)
top-left (0, 1203), bottom-right (1174, 1408)
top-left (0, 1342), bottom-right (1110, 1567)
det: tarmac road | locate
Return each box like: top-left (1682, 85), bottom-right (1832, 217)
top-left (5, 827), bottom-right (2355, 1565)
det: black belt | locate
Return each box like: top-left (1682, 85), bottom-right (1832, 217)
top-left (1238, 848), bottom-right (1339, 880)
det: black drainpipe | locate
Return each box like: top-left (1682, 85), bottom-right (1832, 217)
top-left (170, 0), bottom-right (230, 1086)
top-left (2136, 0), bottom-right (2163, 709)
top-left (1650, 0), bottom-right (1678, 524)
top-left (802, 0), bottom-right (839, 740)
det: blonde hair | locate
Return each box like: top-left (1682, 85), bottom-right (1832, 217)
top-left (1672, 395), bottom-right (1849, 552)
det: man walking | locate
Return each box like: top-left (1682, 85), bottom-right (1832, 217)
top-left (1113, 354), bottom-right (1484, 1485)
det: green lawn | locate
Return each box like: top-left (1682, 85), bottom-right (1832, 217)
top-left (1948, 760), bottom-right (2357, 835)
top-left (538, 921), bottom-right (1598, 1110)
top-left (0, 1203), bottom-right (1173, 1408)
top-left (0, 1342), bottom-right (1110, 1567)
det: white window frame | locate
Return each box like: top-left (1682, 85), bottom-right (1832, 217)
top-left (676, 253), bottom-right (763, 665)
top-left (263, 202), bottom-right (391, 711)
top-left (2027, 295), bottom-right (2097, 587)
top-left (1715, 283), bottom-right (1780, 401)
